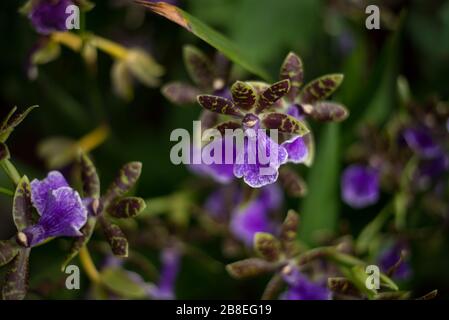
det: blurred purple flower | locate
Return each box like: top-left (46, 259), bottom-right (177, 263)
top-left (341, 165), bottom-right (379, 209)
top-left (403, 127), bottom-right (441, 158)
top-left (21, 171), bottom-right (87, 247)
top-left (378, 242), bottom-right (412, 280)
top-left (229, 184), bottom-right (282, 246)
top-left (148, 247), bottom-right (181, 300)
top-left (280, 265), bottom-right (331, 300)
top-left (28, 0), bottom-right (73, 35)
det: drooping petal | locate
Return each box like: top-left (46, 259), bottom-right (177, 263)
top-left (260, 112), bottom-right (309, 136)
top-left (234, 130), bottom-right (288, 188)
top-left (183, 45), bottom-right (215, 90)
top-left (403, 127), bottom-right (441, 158)
top-left (230, 200), bottom-right (273, 247)
top-left (30, 171), bottom-right (69, 215)
top-left (341, 165), bottom-right (379, 209)
top-left (281, 135), bottom-right (308, 164)
top-left (161, 82), bottom-right (201, 105)
top-left (23, 187), bottom-right (87, 247)
top-left (197, 95), bottom-right (243, 117)
top-left (280, 265), bottom-right (331, 300)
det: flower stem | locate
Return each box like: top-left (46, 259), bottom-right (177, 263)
top-left (0, 186), bottom-right (14, 196)
top-left (79, 246), bottom-right (101, 284)
top-left (1, 159), bottom-right (21, 185)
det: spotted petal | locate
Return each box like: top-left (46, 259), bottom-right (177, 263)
top-left (280, 52), bottom-right (304, 102)
top-left (260, 112), bottom-right (309, 136)
top-left (256, 79), bottom-right (291, 114)
top-left (183, 45), bottom-right (215, 89)
top-left (300, 74), bottom-right (344, 104)
top-left (197, 95), bottom-right (243, 117)
top-left (231, 81), bottom-right (258, 111)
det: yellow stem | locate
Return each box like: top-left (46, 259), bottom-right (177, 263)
top-left (79, 246), bottom-right (101, 284)
top-left (52, 32), bottom-right (128, 60)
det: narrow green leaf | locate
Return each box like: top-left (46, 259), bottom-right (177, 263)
top-left (300, 124), bottom-right (340, 245)
top-left (136, 1), bottom-right (271, 81)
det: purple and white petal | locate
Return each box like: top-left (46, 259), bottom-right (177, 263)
top-left (30, 170), bottom-right (69, 215)
top-left (281, 135), bottom-right (308, 164)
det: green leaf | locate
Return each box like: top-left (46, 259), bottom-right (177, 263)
top-left (99, 217), bottom-right (128, 257)
top-left (279, 52), bottom-right (304, 102)
top-left (300, 74), bottom-right (344, 104)
top-left (107, 197), bottom-right (146, 219)
top-left (0, 240), bottom-right (20, 267)
top-left (183, 45), bottom-right (215, 89)
top-left (254, 232), bottom-right (281, 262)
top-left (61, 217), bottom-right (97, 271)
top-left (136, 1), bottom-right (270, 81)
top-left (102, 162), bottom-right (142, 207)
top-left (161, 81), bottom-right (201, 105)
top-left (231, 81), bottom-right (258, 111)
top-left (100, 267), bottom-right (148, 299)
top-left (79, 153), bottom-right (100, 199)
top-left (300, 124), bottom-right (340, 245)
top-left (2, 248), bottom-right (30, 300)
top-left (260, 112), bottom-right (309, 136)
top-left (13, 176), bottom-right (34, 232)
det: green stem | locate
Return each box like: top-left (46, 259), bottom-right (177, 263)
top-left (1, 159), bottom-right (21, 185)
top-left (0, 186), bottom-right (14, 196)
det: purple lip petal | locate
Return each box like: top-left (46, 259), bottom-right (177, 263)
top-left (30, 171), bottom-right (69, 216)
top-left (258, 183), bottom-right (283, 211)
top-left (341, 165), bottom-right (379, 209)
top-left (23, 186), bottom-right (87, 247)
top-left (403, 127), bottom-right (441, 158)
top-left (281, 135), bottom-right (308, 164)
top-left (234, 130), bottom-right (288, 188)
top-left (280, 265), bottom-right (331, 300)
top-left (230, 200), bottom-right (272, 247)
top-left (29, 0), bottom-right (73, 35)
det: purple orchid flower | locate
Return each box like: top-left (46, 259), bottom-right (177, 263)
top-left (147, 247), bottom-right (181, 300)
top-left (341, 165), bottom-right (379, 209)
top-left (229, 184), bottom-right (282, 246)
top-left (403, 127), bottom-right (441, 159)
top-left (280, 265), bottom-right (331, 300)
top-left (281, 104), bottom-right (309, 164)
top-left (19, 171), bottom-right (87, 247)
top-left (378, 242), bottom-right (412, 280)
top-left (28, 0), bottom-right (74, 35)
